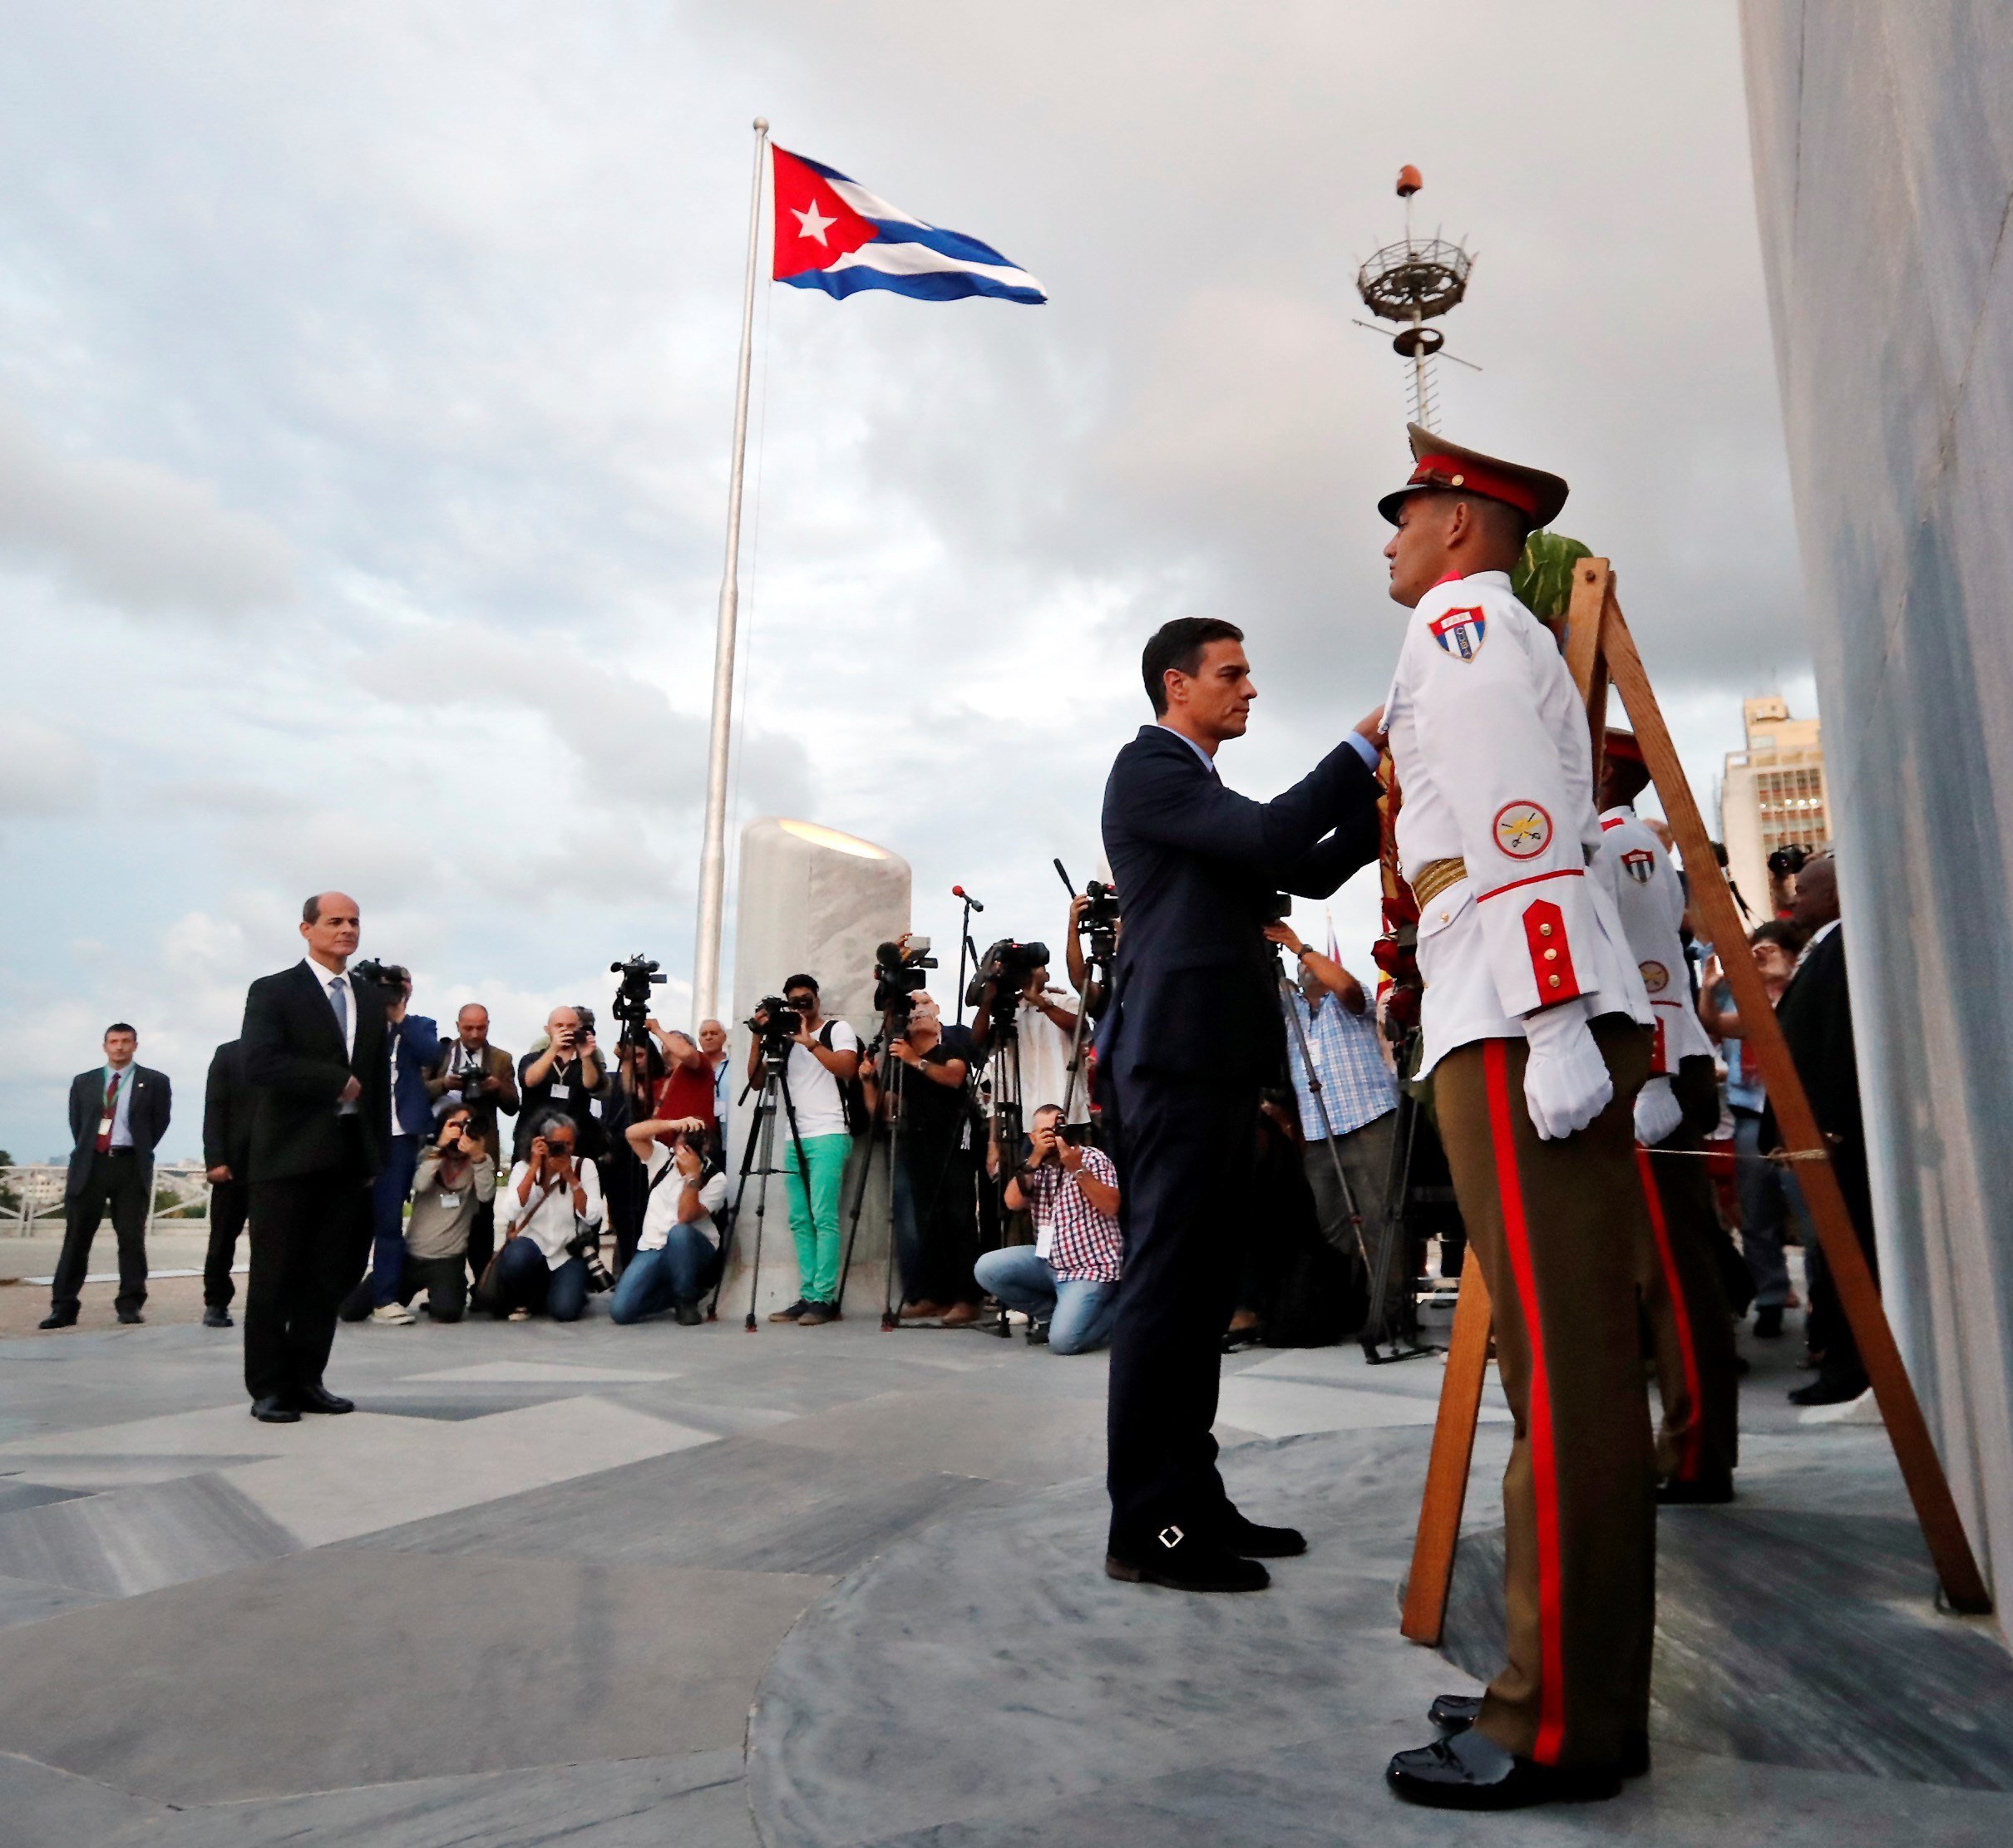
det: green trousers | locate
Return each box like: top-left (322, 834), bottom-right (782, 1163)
top-left (783, 1132), bottom-right (852, 1305)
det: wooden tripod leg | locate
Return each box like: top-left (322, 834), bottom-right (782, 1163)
top-left (1400, 1247), bottom-right (1492, 1644)
top-left (1599, 589), bottom-right (1992, 1615)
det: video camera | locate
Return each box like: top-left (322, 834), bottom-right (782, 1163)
top-left (353, 958), bottom-right (409, 990)
top-left (873, 936), bottom-right (937, 1023)
top-left (965, 937), bottom-right (1051, 1011)
top-left (609, 954), bottom-right (667, 1043)
top-left (744, 993), bottom-right (803, 1062)
top-left (1767, 842), bottom-right (1811, 880)
top-left (1075, 880), bottom-right (1120, 963)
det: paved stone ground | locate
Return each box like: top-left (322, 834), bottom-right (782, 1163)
top-left (0, 1289), bottom-right (2004, 1846)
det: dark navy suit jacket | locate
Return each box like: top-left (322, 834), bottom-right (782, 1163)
top-left (1098, 725), bottom-right (1382, 1087)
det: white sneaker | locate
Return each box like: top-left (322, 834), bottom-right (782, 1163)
top-left (371, 1303), bottom-right (417, 1326)
top-left (507, 1307), bottom-right (530, 1322)
top-left (1800, 1386), bottom-right (1883, 1427)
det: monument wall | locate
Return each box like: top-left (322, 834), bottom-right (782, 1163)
top-left (1741, 2), bottom-right (2013, 1608)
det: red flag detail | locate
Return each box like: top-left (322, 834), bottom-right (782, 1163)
top-left (771, 147), bottom-right (879, 279)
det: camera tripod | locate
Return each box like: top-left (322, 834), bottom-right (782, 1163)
top-left (1273, 950), bottom-right (1432, 1364)
top-left (833, 1006), bottom-right (912, 1330)
top-left (711, 1039), bottom-right (817, 1331)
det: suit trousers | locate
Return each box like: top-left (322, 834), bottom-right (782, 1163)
top-left (1103, 1067), bottom-right (1259, 1547)
top-left (245, 1130), bottom-right (373, 1402)
top-left (205, 1178), bottom-right (250, 1308)
top-left (52, 1151), bottom-right (150, 1316)
top-left (368, 1135), bottom-right (422, 1307)
top-left (1433, 1018), bottom-right (1655, 1771)
top-left (1636, 1133), bottom-right (1739, 1490)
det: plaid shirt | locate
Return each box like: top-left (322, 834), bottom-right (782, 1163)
top-left (1285, 984), bottom-right (1396, 1141)
top-left (1024, 1146), bottom-right (1122, 1283)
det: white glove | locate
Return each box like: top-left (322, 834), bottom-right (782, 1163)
top-left (1522, 999), bottom-right (1613, 1141)
top-left (1634, 1073), bottom-right (1683, 1148)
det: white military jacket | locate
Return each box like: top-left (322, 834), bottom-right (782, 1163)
top-left (1594, 804), bottom-right (1715, 1076)
top-left (1384, 569), bottom-right (1651, 1075)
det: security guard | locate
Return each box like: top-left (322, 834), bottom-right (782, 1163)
top-left (1373, 426), bottom-right (1657, 1811)
top-left (1597, 729), bottom-right (1739, 1502)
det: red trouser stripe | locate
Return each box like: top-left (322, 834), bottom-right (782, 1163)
top-left (1484, 1039), bottom-right (1566, 1765)
top-left (1636, 1146), bottom-right (1704, 1481)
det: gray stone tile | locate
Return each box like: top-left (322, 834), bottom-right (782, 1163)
top-left (752, 1387), bottom-right (1108, 1488)
top-left (0, 1747), bottom-right (168, 1846)
top-left (0, 1547), bottom-right (831, 1806)
top-left (0, 1471), bottom-right (298, 1596)
top-left (93, 1749), bottom-right (757, 1848)
top-left (0, 1478), bottom-right (87, 1516)
top-left (0, 1570), bottom-right (114, 1634)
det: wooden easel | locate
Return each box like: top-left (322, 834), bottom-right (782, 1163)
top-left (1397, 559), bottom-right (1992, 1645)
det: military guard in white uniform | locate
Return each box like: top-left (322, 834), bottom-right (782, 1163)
top-left (1372, 426), bottom-right (1658, 1811)
top-left (1597, 728), bottom-right (1739, 1502)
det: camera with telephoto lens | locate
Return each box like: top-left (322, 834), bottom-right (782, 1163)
top-left (1767, 843), bottom-right (1811, 880)
top-left (746, 995), bottom-right (801, 1061)
top-left (565, 1221), bottom-right (617, 1294)
top-left (873, 936), bottom-right (938, 1023)
top-left (965, 938), bottom-right (1052, 1010)
top-left (609, 954), bottom-right (666, 1042)
top-left (353, 958), bottom-right (408, 990)
top-left (1075, 880), bottom-right (1120, 963)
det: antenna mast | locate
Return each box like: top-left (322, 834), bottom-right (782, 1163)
top-left (1354, 166), bottom-right (1477, 430)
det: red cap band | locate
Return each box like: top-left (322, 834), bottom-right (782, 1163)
top-left (1408, 453), bottom-right (1541, 519)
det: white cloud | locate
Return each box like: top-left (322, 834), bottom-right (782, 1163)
top-left (0, 717), bottom-right (96, 816)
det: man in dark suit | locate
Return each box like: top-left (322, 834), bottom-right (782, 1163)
top-left (1098, 617), bottom-right (1384, 1591)
top-left (41, 1023), bottom-right (172, 1329)
top-left (201, 1038), bottom-right (256, 1328)
top-left (1765, 855), bottom-right (1874, 1407)
top-left (239, 891), bottom-right (390, 1422)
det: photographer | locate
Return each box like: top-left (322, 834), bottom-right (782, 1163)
top-left (344, 1107), bottom-right (494, 1323)
top-left (602, 1032), bottom-right (669, 1274)
top-left (970, 940), bottom-right (1090, 1128)
top-left (359, 964), bottom-right (441, 1325)
top-left (609, 1115), bottom-right (723, 1325)
top-left (974, 1104), bottom-right (1123, 1353)
top-left (646, 1019), bottom-right (720, 1128)
top-left (861, 994), bottom-right (980, 1326)
top-left (746, 974), bottom-right (860, 1326)
top-left (516, 1005), bottom-right (606, 1161)
top-left (426, 1003), bottom-right (518, 1288)
top-left (486, 1110), bottom-right (602, 1321)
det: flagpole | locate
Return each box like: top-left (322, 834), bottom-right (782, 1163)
top-left (692, 116), bottom-right (770, 1027)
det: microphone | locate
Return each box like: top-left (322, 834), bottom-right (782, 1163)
top-left (952, 885), bottom-right (984, 913)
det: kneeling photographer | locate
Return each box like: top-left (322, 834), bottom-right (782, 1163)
top-left (745, 974), bottom-right (860, 1327)
top-left (345, 1106), bottom-right (495, 1324)
top-left (975, 1104), bottom-right (1122, 1353)
top-left (609, 1114), bottom-right (723, 1326)
top-left (861, 990), bottom-right (980, 1326)
top-left (485, 1111), bottom-right (604, 1321)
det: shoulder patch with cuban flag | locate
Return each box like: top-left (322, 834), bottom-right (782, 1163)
top-left (1621, 847), bottom-right (1656, 885)
top-left (1428, 605), bottom-right (1488, 662)
top-left (1492, 801), bottom-right (1553, 860)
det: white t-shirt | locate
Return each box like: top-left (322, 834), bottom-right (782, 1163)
top-left (1011, 993), bottom-right (1092, 1125)
top-left (502, 1158), bottom-right (604, 1269)
top-left (782, 1018), bottom-right (861, 1139)
top-left (639, 1144), bottom-right (730, 1251)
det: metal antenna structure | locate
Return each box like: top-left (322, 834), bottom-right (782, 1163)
top-left (1353, 165), bottom-right (1480, 430)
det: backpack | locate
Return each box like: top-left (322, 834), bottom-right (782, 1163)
top-left (817, 1020), bottom-right (871, 1137)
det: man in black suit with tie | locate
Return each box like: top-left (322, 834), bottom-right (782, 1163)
top-left (41, 1024), bottom-right (173, 1329)
top-left (200, 1038), bottom-right (257, 1329)
top-left (1099, 618), bottom-right (1384, 1592)
top-left (239, 891), bottom-right (390, 1422)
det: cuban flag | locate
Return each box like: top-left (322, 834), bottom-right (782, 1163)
top-left (771, 145), bottom-right (1046, 305)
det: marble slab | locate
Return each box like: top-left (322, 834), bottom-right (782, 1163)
top-left (0, 1568), bottom-right (113, 1632)
top-left (400, 1359), bottom-right (678, 1384)
top-left (1215, 1376), bottom-right (1511, 1440)
top-left (0, 1548), bottom-right (832, 1806)
top-left (752, 1386), bottom-right (1108, 1488)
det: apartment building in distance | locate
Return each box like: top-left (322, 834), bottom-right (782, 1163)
top-left (1719, 695), bottom-right (1828, 919)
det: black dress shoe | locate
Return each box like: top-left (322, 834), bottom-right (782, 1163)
top-left (37, 1311), bottom-right (77, 1331)
top-left (1107, 1523), bottom-right (1270, 1593)
top-left (1428, 1695), bottom-right (1650, 1777)
top-left (1789, 1372), bottom-right (1867, 1407)
top-left (1752, 1303), bottom-right (1784, 1339)
top-left (203, 1307), bottom-right (234, 1328)
top-left (1208, 1509), bottom-right (1307, 1558)
top-left (116, 1310), bottom-right (145, 1325)
top-left (1657, 1474), bottom-right (1735, 1506)
top-left (1387, 1731), bottom-right (1622, 1810)
top-left (293, 1384), bottom-right (355, 1414)
top-left (250, 1396), bottom-right (301, 1424)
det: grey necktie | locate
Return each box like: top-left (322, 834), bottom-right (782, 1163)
top-left (328, 976), bottom-right (348, 1048)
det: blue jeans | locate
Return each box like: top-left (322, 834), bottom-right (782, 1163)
top-left (974, 1244), bottom-right (1119, 1354)
top-left (609, 1226), bottom-right (717, 1323)
top-left (370, 1135), bottom-right (422, 1307)
top-left (1734, 1111), bottom-right (1793, 1308)
top-left (486, 1239), bottom-right (590, 1320)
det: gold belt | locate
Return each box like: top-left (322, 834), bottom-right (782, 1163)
top-left (1411, 856), bottom-right (1468, 909)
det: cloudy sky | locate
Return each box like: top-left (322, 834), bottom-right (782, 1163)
top-left (0, 2), bottom-right (1812, 1161)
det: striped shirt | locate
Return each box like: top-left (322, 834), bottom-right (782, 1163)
top-left (1284, 984), bottom-right (1396, 1141)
